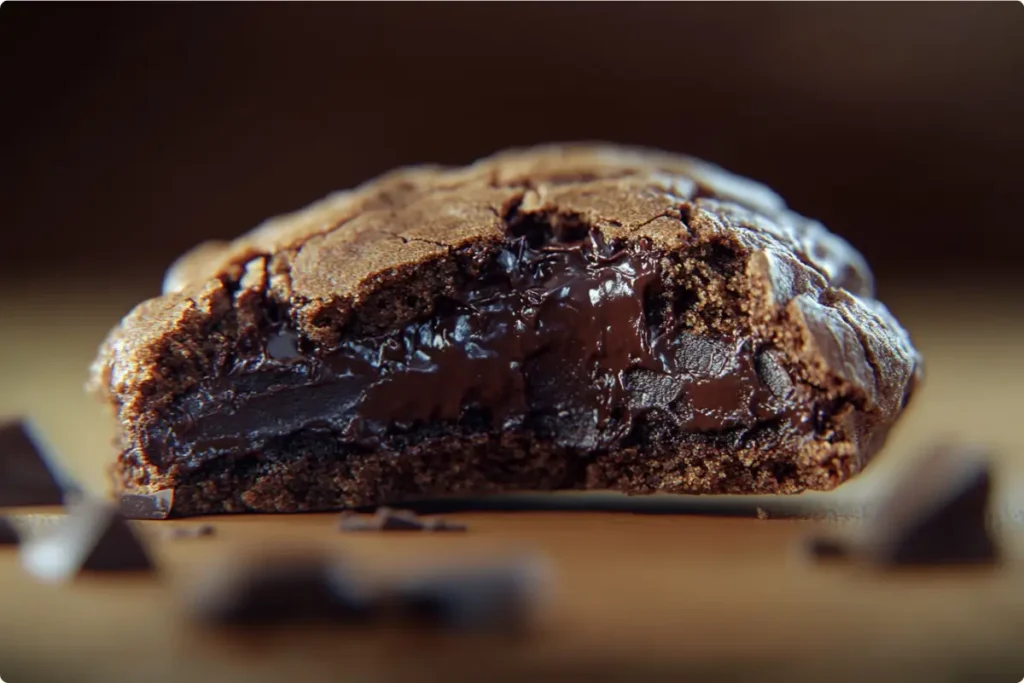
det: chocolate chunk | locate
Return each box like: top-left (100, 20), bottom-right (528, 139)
top-left (861, 444), bottom-right (999, 566)
top-left (0, 418), bottom-right (67, 506)
top-left (161, 523), bottom-right (215, 539)
top-left (0, 516), bottom-right (19, 545)
top-left (20, 498), bottom-right (155, 582)
top-left (755, 351), bottom-right (794, 401)
top-left (804, 444), bottom-right (999, 567)
top-left (338, 508), bottom-right (467, 533)
top-left (388, 558), bottom-right (548, 631)
top-left (188, 554), bottom-right (370, 625)
top-left (120, 489), bottom-right (174, 519)
top-left (89, 145), bottom-right (921, 515)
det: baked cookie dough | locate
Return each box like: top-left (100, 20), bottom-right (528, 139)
top-left (89, 145), bottom-right (921, 515)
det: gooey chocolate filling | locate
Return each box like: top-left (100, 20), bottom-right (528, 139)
top-left (145, 230), bottom-right (808, 469)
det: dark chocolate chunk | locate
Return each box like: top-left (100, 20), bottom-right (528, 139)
top-left (0, 516), bottom-right (19, 545)
top-left (862, 444), bottom-right (998, 566)
top-left (90, 145), bottom-right (921, 515)
top-left (189, 554), bottom-right (370, 625)
top-left (19, 498), bottom-right (155, 582)
top-left (388, 558), bottom-right (548, 630)
top-left (0, 418), bottom-right (67, 506)
top-left (161, 523), bottom-right (215, 539)
top-left (755, 351), bottom-right (794, 401)
top-left (120, 489), bottom-right (174, 519)
top-left (804, 444), bottom-right (999, 567)
top-left (338, 507), bottom-right (467, 533)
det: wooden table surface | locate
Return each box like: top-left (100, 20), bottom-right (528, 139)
top-left (2, 277), bottom-right (1023, 683)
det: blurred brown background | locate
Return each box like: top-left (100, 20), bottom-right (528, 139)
top-left (3, 6), bottom-right (1024, 682)
top-left (2, 2), bottom-right (1022, 299)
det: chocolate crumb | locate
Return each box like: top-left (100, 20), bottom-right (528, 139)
top-left (0, 418), bottom-right (67, 507)
top-left (20, 498), bottom-right (155, 582)
top-left (161, 524), bottom-right (215, 540)
top-left (189, 554), bottom-right (370, 625)
top-left (120, 490), bottom-right (174, 520)
top-left (338, 507), bottom-right (467, 533)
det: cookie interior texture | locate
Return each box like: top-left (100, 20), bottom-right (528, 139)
top-left (90, 145), bottom-right (921, 515)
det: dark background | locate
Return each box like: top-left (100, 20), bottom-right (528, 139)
top-left (2, 2), bottom-right (1022, 297)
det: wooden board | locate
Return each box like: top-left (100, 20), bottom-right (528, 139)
top-left (2, 278), bottom-right (1023, 683)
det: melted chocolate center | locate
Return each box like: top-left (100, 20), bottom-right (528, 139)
top-left (144, 235), bottom-right (803, 468)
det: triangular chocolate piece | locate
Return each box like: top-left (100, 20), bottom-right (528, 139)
top-left (0, 418), bottom-right (66, 506)
top-left (863, 444), bottom-right (998, 566)
top-left (20, 498), bottom-right (155, 582)
top-left (0, 515), bottom-right (19, 545)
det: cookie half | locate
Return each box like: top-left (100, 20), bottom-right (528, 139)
top-left (89, 144), bottom-right (921, 515)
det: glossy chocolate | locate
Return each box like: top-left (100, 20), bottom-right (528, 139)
top-left (145, 231), bottom-right (807, 470)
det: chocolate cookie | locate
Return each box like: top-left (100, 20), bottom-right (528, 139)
top-left (89, 145), bottom-right (921, 516)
